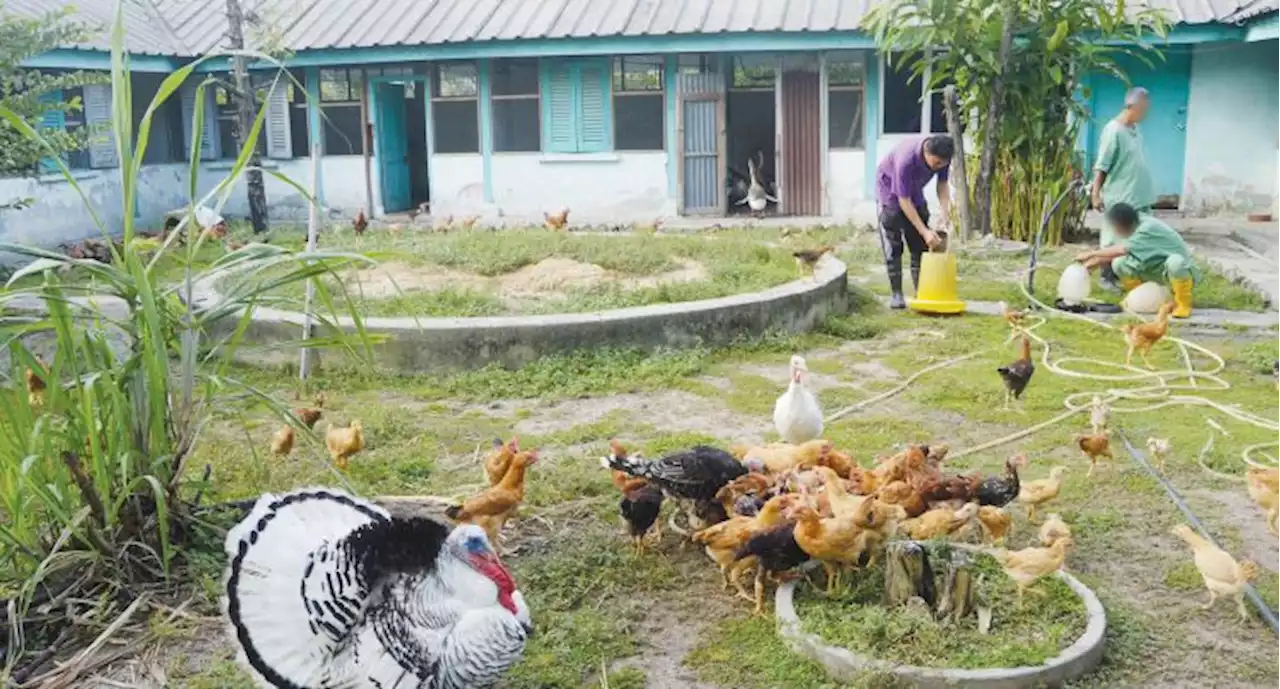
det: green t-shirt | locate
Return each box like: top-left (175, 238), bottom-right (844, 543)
top-left (1125, 215), bottom-right (1191, 268)
top-left (1095, 119), bottom-right (1156, 211)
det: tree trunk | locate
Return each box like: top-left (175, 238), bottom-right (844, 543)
top-left (226, 0), bottom-right (268, 233)
top-left (942, 85), bottom-right (971, 242)
top-left (973, 2), bottom-right (1017, 237)
top-left (884, 541), bottom-right (936, 609)
top-left (935, 550), bottom-right (976, 623)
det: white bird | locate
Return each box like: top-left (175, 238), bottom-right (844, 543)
top-left (736, 152), bottom-right (778, 214)
top-left (223, 488), bottom-right (532, 689)
top-left (1146, 437), bottom-right (1172, 472)
top-left (773, 355), bottom-right (823, 444)
top-left (1089, 395), bottom-right (1110, 435)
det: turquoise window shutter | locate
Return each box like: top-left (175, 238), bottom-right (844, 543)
top-left (576, 60), bottom-right (611, 153)
top-left (543, 61), bottom-right (577, 153)
top-left (38, 90), bottom-right (64, 174)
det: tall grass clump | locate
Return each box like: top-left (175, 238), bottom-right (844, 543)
top-left (0, 5), bottom-right (372, 681)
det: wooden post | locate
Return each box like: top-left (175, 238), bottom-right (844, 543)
top-left (942, 85), bottom-right (971, 244)
top-left (225, 0), bottom-right (268, 233)
top-left (884, 541), bottom-right (936, 609)
top-left (299, 142), bottom-right (320, 382)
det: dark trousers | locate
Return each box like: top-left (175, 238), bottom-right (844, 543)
top-left (878, 205), bottom-right (929, 294)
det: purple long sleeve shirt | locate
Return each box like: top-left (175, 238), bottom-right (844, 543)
top-left (876, 136), bottom-right (949, 211)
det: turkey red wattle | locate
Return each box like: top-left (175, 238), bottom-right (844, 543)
top-left (471, 552), bottom-right (519, 614)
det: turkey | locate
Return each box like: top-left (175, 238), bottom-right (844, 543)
top-left (603, 444), bottom-right (746, 536)
top-left (773, 355), bottom-right (823, 445)
top-left (223, 488), bottom-right (532, 689)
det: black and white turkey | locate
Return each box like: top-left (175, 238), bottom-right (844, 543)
top-left (602, 444), bottom-right (746, 535)
top-left (223, 487), bottom-right (532, 689)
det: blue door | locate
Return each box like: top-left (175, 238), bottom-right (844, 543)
top-left (1088, 50), bottom-right (1191, 202)
top-left (376, 83), bottom-right (412, 213)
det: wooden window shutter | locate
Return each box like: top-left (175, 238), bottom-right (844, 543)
top-left (264, 79), bottom-right (292, 159)
top-left (82, 83), bottom-right (118, 169)
top-left (180, 83), bottom-right (219, 161)
top-left (37, 91), bottom-right (64, 173)
top-left (543, 61), bottom-right (577, 153)
top-left (576, 60), bottom-right (611, 153)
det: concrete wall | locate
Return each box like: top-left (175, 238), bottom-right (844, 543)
top-left (426, 154), bottom-right (488, 217)
top-left (825, 149), bottom-right (871, 218)
top-left (1182, 40), bottom-right (1279, 214)
top-left (489, 152), bottom-right (675, 223)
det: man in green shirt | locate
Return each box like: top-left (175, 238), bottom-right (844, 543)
top-left (1075, 203), bottom-right (1197, 318)
top-left (1090, 87), bottom-right (1156, 291)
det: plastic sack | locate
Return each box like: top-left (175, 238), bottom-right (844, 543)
top-left (1121, 282), bottom-right (1171, 314)
top-left (1057, 263), bottom-right (1092, 306)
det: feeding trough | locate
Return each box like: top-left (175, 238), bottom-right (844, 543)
top-left (909, 251), bottom-right (966, 315)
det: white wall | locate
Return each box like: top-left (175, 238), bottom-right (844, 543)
top-left (486, 152), bottom-right (675, 223)
top-left (1182, 40), bottom-right (1279, 214)
top-left (825, 149), bottom-right (873, 219)
top-left (426, 154), bottom-right (487, 217)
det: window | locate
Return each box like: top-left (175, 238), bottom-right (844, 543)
top-left (827, 54), bottom-right (865, 149)
top-left (491, 59), bottom-right (540, 152)
top-left (431, 62), bottom-right (479, 154)
top-left (882, 52), bottom-right (954, 135)
top-left (612, 56), bottom-right (663, 151)
top-left (318, 68), bottom-right (364, 155)
top-left (543, 58), bottom-right (611, 154)
top-left (130, 74), bottom-right (184, 163)
top-left (61, 87), bottom-right (91, 169)
top-left (731, 55), bottom-right (775, 89)
top-left (287, 71), bottom-right (309, 158)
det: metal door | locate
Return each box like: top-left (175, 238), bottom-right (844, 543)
top-left (678, 55), bottom-right (726, 215)
top-left (780, 66), bottom-right (822, 216)
top-left (376, 83), bottom-right (412, 213)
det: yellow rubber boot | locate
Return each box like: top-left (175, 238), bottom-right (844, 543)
top-left (1171, 278), bottom-right (1193, 318)
top-left (1120, 277), bottom-right (1142, 292)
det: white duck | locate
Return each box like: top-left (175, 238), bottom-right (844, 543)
top-left (773, 355), bottom-right (823, 444)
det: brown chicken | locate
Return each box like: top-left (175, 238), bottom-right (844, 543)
top-left (791, 501), bottom-right (876, 593)
top-left (734, 440), bottom-right (834, 476)
top-left (1039, 513), bottom-right (1071, 547)
top-left (997, 335), bottom-right (1035, 410)
top-left (610, 467), bottom-right (664, 553)
top-left (293, 407), bottom-right (323, 430)
top-left (485, 437), bottom-right (521, 486)
top-left (352, 208), bottom-right (368, 235)
top-left (813, 467), bottom-right (868, 520)
top-left (25, 360), bottom-right (46, 407)
top-left (270, 425), bottom-right (295, 457)
top-left (693, 494), bottom-right (794, 598)
top-left (1074, 431), bottom-right (1113, 478)
top-left (991, 536), bottom-right (1072, 606)
top-left (325, 421), bottom-right (364, 471)
top-left (715, 472), bottom-right (774, 516)
top-left (819, 446), bottom-right (857, 479)
top-left (446, 450), bottom-right (539, 547)
top-left (848, 465), bottom-right (883, 495)
top-left (458, 215), bottom-right (480, 230)
top-left (911, 470), bottom-right (982, 506)
top-left (1120, 302), bottom-right (1174, 368)
top-left (1245, 467), bottom-right (1279, 535)
top-left (878, 480), bottom-right (928, 518)
top-left (900, 502), bottom-right (979, 540)
top-left (1000, 301), bottom-right (1028, 329)
top-left (1017, 466), bottom-right (1066, 520)
top-left (1171, 524), bottom-right (1259, 621)
top-left (544, 208), bottom-right (570, 230)
top-left (313, 391), bottom-right (328, 409)
top-left (849, 499), bottom-right (908, 569)
top-left (976, 506), bottom-right (1013, 544)
top-left (792, 245), bottom-right (834, 278)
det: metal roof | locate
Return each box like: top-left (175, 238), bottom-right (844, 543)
top-left (7, 0), bottom-right (1276, 58)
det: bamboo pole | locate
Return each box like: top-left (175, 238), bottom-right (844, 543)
top-left (299, 142), bottom-right (320, 382)
top-left (942, 85), bottom-right (971, 244)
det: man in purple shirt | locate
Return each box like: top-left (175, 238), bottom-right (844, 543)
top-left (875, 135), bottom-right (954, 308)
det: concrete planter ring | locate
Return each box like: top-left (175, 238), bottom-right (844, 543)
top-left (775, 564), bottom-right (1107, 689)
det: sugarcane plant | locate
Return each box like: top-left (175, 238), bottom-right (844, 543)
top-left (865, 0), bottom-right (1169, 244)
top-left (0, 4), bottom-right (375, 681)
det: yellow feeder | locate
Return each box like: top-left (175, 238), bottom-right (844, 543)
top-left (908, 251), bottom-right (966, 315)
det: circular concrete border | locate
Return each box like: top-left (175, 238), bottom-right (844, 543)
top-left (201, 257), bottom-right (849, 373)
top-left (775, 556), bottom-right (1106, 689)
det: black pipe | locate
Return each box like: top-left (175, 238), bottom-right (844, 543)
top-left (1027, 179), bottom-right (1085, 300)
top-left (1118, 431), bottom-right (1280, 635)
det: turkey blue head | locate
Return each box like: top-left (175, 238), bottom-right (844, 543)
top-left (451, 524), bottom-right (519, 615)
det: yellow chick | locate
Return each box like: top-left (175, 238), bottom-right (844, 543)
top-left (1017, 466), bottom-right (1066, 521)
top-left (1039, 513), bottom-right (1071, 547)
top-left (1170, 524), bottom-right (1259, 621)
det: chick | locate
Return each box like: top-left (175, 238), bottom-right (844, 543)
top-left (293, 407), bottom-right (323, 430)
top-left (1245, 467), bottom-right (1279, 535)
top-left (1089, 395), bottom-right (1110, 435)
top-left (792, 245), bottom-right (835, 279)
top-left (991, 537), bottom-right (1072, 606)
top-left (1039, 513), bottom-right (1071, 547)
top-left (352, 208), bottom-right (368, 235)
top-left (1000, 301), bottom-right (1027, 332)
top-left (1145, 437), bottom-right (1171, 472)
top-left (325, 421), bottom-right (365, 471)
top-left (270, 425), bottom-right (295, 457)
top-left (1017, 466), bottom-right (1066, 521)
top-left (996, 335), bottom-right (1035, 411)
top-left (1074, 432), bottom-right (1113, 478)
top-left (976, 505), bottom-right (1013, 544)
top-left (1170, 524), bottom-right (1259, 621)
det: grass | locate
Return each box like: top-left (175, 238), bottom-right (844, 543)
top-left (795, 547), bottom-right (1088, 669)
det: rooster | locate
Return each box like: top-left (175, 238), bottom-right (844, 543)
top-left (224, 488), bottom-right (532, 689)
top-left (604, 443), bottom-right (745, 538)
top-left (544, 208), bottom-right (570, 231)
top-left (353, 207), bottom-right (368, 236)
top-left (997, 335), bottom-right (1035, 411)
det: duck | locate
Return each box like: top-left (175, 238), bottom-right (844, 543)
top-left (773, 355), bottom-right (823, 445)
top-left (736, 152), bottom-right (778, 216)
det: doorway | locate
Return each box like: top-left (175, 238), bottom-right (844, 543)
top-left (373, 77), bottom-right (429, 214)
top-left (725, 55), bottom-right (777, 215)
top-left (779, 55), bottom-right (822, 216)
top-left (678, 54), bottom-right (726, 215)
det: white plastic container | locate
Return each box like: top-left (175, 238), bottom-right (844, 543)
top-left (1121, 282), bottom-right (1171, 314)
top-left (1057, 263), bottom-right (1092, 306)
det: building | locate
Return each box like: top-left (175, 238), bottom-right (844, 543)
top-left (1, 0), bottom-right (1276, 246)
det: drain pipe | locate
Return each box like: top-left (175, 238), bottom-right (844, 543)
top-left (1118, 431), bottom-right (1280, 635)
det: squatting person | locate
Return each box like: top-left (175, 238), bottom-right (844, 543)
top-left (875, 134), bottom-right (954, 309)
top-left (1074, 202), bottom-right (1197, 318)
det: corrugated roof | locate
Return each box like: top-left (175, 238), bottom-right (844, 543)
top-left (7, 0), bottom-right (1276, 58)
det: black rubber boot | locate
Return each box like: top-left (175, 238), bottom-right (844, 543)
top-left (887, 260), bottom-right (906, 309)
top-left (1099, 263), bottom-right (1121, 293)
top-left (909, 254), bottom-right (923, 297)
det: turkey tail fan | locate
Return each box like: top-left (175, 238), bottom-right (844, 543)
top-left (222, 488), bottom-right (389, 688)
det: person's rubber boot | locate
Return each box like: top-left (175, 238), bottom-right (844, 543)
top-left (1171, 278), bottom-right (1194, 318)
top-left (1120, 277), bottom-right (1142, 292)
top-left (909, 255), bottom-right (922, 297)
top-left (1099, 264), bottom-right (1122, 293)
top-left (887, 261), bottom-right (906, 309)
